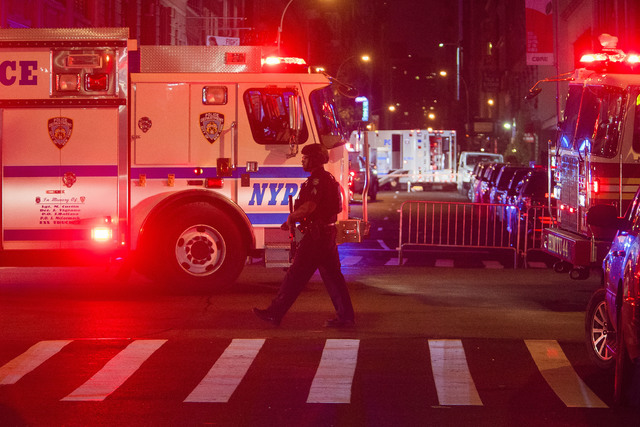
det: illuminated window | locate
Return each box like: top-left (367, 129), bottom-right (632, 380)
top-left (243, 88), bottom-right (309, 145)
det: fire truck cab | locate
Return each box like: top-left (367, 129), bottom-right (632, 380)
top-left (541, 36), bottom-right (640, 279)
top-left (0, 28), bottom-right (364, 289)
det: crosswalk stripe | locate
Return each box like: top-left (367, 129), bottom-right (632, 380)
top-left (435, 259), bottom-right (454, 267)
top-left (307, 339), bottom-right (359, 404)
top-left (184, 339), bottom-right (265, 403)
top-left (0, 340), bottom-right (72, 385)
top-left (428, 339), bottom-right (483, 406)
top-left (340, 256), bottom-right (362, 266)
top-left (61, 339), bottom-right (167, 402)
top-left (525, 340), bottom-right (608, 408)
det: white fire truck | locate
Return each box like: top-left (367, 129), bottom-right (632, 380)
top-left (539, 36), bottom-right (640, 279)
top-left (0, 28), bottom-right (365, 288)
top-left (349, 129), bottom-right (457, 190)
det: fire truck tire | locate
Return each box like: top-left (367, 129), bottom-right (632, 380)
top-left (145, 203), bottom-right (246, 289)
top-left (585, 288), bottom-right (615, 370)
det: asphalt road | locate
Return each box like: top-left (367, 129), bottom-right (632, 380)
top-left (0, 190), bottom-right (638, 426)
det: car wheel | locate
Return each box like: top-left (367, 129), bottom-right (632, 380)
top-left (585, 288), bottom-right (615, 369)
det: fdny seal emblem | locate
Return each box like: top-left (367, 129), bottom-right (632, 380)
top-left (138, 117), bottom-right (152, 133)
top-left (48, 117), bottom-right (73, 149)
top-left (62, 172), bottom-right (77, 188)
top-left (199, 112), bottom-right (224, 144)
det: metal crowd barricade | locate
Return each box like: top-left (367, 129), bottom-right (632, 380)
top-left (519, 205), bottom-right (558, 264)
top-left (397, 201), bottom-right (558, 268)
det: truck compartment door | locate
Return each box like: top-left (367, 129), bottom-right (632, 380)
top-left (2, 107), bottom-right (120, 250)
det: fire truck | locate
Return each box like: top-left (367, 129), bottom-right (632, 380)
top-left (539, 35), bottom-right (640, 279)
top-left (0, 28), bottom-right (365, 288)
top-left (349, 129), bottom-right (457, 190)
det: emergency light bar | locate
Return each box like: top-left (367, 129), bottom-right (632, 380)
top-left (262, 56), bottom-right (308, 73)
top-left (579, 35), bottom-right (640, 72)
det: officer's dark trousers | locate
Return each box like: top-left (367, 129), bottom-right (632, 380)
top-left (268, 227), bottom-right (354, 322)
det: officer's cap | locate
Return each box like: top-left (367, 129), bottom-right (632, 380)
top-left (301, 144), bottom-right (329, 164)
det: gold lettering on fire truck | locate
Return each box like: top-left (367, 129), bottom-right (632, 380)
top-left (547, 234), bottom-right (570, 259)
top-left (48, 117), bottom-right (73, 149)
top-left (36, 196), bottom-right (85, 225)
top-left (199, 112), bottom-right (224, 143)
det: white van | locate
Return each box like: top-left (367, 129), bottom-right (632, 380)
top-left (457, 151), bottom-right (504, 193)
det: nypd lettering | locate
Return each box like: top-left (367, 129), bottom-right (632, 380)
top-left (0, 60), bottom-right (37, 86)
top-left (249, 183), bottom-right (298, 206)
top-left (48, 117), bottom-right (73, 149)
top-left (200, 112), bottom-right (224, 143)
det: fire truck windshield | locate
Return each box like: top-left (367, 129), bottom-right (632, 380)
top-left (310, 86), bottom-right (348, 148)
top-left (559, 84), bottom-right (625, 157)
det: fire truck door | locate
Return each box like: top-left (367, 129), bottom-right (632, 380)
top-left (132, 82), bottom-right (189, 165)
top-left (1, 107), bottom-right (120, 250)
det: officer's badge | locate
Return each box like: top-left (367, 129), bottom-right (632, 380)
top-left (48, 117), bottom-right (73, 149)
top-left (62, 171), bottom-right (77, 188)
top-left (200, 112), bottom-right (224, 144)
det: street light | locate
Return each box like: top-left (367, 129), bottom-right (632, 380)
top-left (439, 42), bottom-right (462, 101)
top-left (336, 54), bottom-right (371, 79)
top-left (276, 0), bottom-right (295, 55)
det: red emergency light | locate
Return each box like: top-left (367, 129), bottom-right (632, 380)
top-left (262, 56), bottom-right (308, 73)
top-left (579, 36), bottom-right (640, 72)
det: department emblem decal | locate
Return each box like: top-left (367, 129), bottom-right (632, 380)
top-left (62, 172), bottom-right (77, 188)
top-left (48, 117), bottom-right (73, 149)
top-left (200, 112), bottom-right (224, 144)
top-left (138, 117), bottom-right (152, 133)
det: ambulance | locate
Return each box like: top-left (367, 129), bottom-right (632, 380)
top-left (538, 35), bottom-right (640, 279)
top-left (350, 129), bottom-right (457, 190)
top-left (0, 28), bottom-right (365, 288)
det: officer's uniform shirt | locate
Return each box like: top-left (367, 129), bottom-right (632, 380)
top-left (297, 168), bottom-right (338, 227)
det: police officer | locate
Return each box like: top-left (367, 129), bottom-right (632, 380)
top-left (253, 144), bottom-right (355, 327)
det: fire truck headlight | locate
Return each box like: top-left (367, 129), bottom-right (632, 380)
top-left (57, 74), bottom-right (80, 91)
top-left (92, 227), bottom-right (112, 242)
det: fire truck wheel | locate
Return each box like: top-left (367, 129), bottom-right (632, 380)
top-left (585, 288), bottom-right (615, 370)
top-left (150, 204), bottom-right (246, 289)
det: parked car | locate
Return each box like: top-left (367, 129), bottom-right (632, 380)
top-left (489, 166), bottom-right (529, 204)
top-left (348, 151), bottom-right (379, 201)
top-left (478, 163), bottom-right (506, 203)
top-left (457, 151), bottom-right (504, 194)
top-left (506, 169), bottom-right (555, 247)
top-left (584, 187), bottom-right (640, 406)
top-left (496, 167), bottom-right (531, 221)
top-left (470, 162), bottom-right (496, 202)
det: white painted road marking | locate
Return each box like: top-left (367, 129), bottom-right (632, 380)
top-left (429, 339), bottom-right (483, 406)
top-left (307, 339), bottom-right (360, 404)
top-left (62, 340), bottom-right (167, 401)
top-left (340, 256), bottom-right (363, 266)
top-left (525, 340), bottom-right (608, 408)
top-left (0, 340), bottom-right (72, 385)
top-left (377, 239), bottom-right (391, 250)
top-left (185, 339), bottom-right (265, 403)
